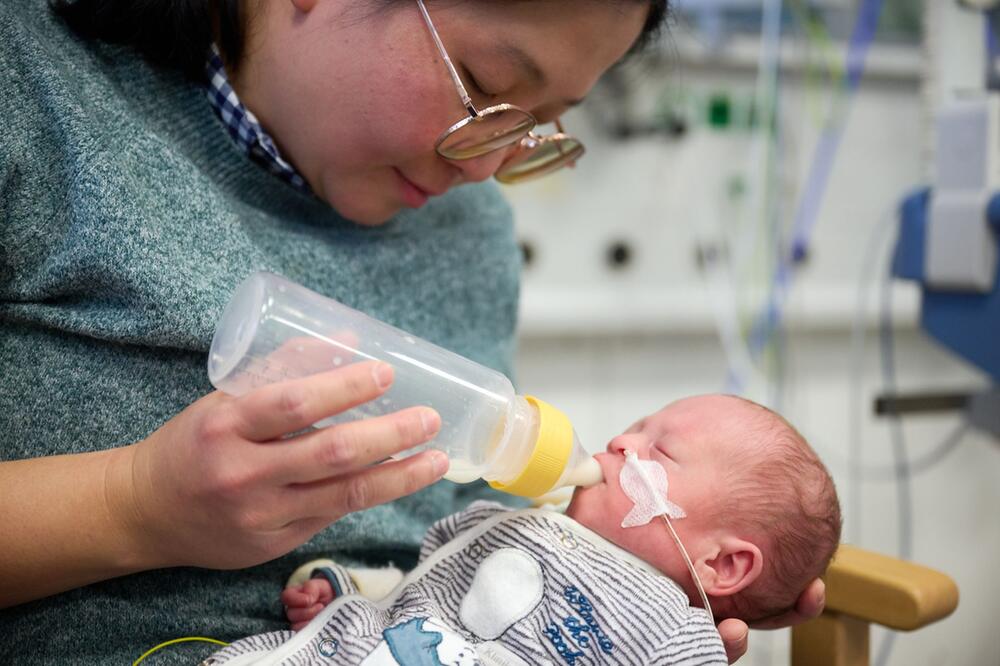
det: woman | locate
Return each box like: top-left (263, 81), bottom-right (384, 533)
top-left (0, 0), bottom-right (821, 662)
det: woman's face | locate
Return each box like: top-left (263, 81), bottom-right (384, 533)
top-left (233, 0), bottom-right (650, 225)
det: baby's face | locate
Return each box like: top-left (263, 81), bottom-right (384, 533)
top-left (566, 395), bottom-right (748, 580)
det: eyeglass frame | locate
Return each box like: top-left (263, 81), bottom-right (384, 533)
top-left (414, 0), bottom-right (585, 183)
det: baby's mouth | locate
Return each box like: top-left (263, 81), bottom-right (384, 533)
top-left (592, 452), bottom-right (621, 486)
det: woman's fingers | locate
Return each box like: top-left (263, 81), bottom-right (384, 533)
top-left (287, 451), bottom-right (449, 520)
top-left (797, 577), bottom-right (826, 617)
top-left (717, 618), bottom-right (749, 664)
top-left (749, 577), bottom-right (825, 630)
top-left (233, 361), bottom-right (394, 441)
top-left (269, 406), bottom-right (441, 485)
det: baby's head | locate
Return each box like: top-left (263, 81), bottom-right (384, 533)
top-left (566, 394), bottom-right (841, 623)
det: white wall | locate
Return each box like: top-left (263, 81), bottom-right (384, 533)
top-left (505, 36), bottom-right (1000, 666)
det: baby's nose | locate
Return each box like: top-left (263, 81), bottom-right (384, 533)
top-left (607, 433), bottom-right (646, 456)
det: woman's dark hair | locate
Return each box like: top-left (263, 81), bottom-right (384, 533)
top-left (52, 0), bottom-right (246, 78)
top-left (52, 0), bottom-right (669, 79)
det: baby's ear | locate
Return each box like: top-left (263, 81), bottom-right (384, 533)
top-left (698, 537), bottom-right (763, 598)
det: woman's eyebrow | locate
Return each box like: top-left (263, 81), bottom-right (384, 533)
top-left (494, 41), bottom-right (584, 108)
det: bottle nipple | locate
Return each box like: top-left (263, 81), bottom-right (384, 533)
top-left (562, 455), bottom-right (604, 488)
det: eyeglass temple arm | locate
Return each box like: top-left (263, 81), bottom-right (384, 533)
top-left (415, 0), bottom-right (478, 117)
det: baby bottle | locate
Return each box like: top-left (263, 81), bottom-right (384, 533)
top-left (208, 271), bottom-right (603, 498)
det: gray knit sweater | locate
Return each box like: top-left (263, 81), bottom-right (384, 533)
top-left (0, 1), bottom-right (521, 663)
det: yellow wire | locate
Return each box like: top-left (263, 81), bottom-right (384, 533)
top-left (132, 636), bottom-right (230, 666)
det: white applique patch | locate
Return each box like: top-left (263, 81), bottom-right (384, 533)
top-left (459, 548), bottom-right (544, 640)
top-left (619, 452), bottom-right (686, 528)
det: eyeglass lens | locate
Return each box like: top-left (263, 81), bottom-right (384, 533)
top-left (495, 136), bottom-right (585, 184)
top-left (436, 106), bottom-right (536, 159)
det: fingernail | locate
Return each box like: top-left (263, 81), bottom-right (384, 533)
top-left (429, 451), bottom-right (449, 477)
top-left (421, 409), bottom-right (441, 437)
top-left (372, 363), bottom-right (393, 389)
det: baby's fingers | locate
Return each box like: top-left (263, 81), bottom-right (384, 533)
top-left (302, 577), bottom-right (334, 605)
top-left (286, 603), bottom-right (325, 625)
top-left (280, 585), bottom-right (315, 609)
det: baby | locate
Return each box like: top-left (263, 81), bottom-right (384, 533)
top-left (208, 394), bottom-right (841, 665)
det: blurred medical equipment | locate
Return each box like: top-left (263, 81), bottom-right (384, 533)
top-left (666, 4), bottom-right (965, 666)
top-left (886, 1), bottom-right (1000, 437)
top-left (851, 4), bottom-right (999, 664)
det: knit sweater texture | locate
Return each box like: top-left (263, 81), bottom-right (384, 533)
top-left (0, 1), bottom-right (521, 663)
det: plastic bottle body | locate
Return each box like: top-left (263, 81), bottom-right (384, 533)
top-left (209, 272), bottom-right (528, 481)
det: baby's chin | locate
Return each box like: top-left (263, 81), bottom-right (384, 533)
top-left (564, 480), bottom-right (604, 524)
top-left (565, 485), bottom-right (587, 517)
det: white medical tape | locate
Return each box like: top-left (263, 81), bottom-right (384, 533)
top-left (619, 455), bottom-right (686, 527)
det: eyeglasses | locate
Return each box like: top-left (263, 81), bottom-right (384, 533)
top-left (415, 0), bottom-right (585, 184)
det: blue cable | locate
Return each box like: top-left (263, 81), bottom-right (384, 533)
top-left (748, 0), bottom-right (884, 358)
top-left (986, 8), bottom-right (1000, 89)
top-left (987, 8), bottom-right (999, 56)
top-left (788, 0), bottom-right (885, 261)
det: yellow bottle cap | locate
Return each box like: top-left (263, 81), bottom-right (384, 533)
top-left (488, 395), bottom-right (574, 498)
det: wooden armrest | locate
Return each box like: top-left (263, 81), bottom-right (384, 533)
top-left (791, 545), bottom-right (957, 666)
top-left (823, 544), bottom-right (959, 630)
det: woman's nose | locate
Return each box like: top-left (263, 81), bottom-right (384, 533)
top-left (445, 145), bottom-right (514, 183)
top-left (607, 433), bottom-right (647, 456)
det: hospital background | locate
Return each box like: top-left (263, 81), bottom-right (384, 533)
top-left (501, 1), bottom-right (1000, 665)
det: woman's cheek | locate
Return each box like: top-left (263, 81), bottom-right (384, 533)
top-left (388, 69), bottom-right (462, 151)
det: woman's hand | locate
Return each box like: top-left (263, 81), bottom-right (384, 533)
top-left (717, 578), bottom-right (826, 663)
top-left (111, 361), bottom-right (447, 571)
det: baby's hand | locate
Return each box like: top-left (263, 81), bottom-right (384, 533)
top-left (281, 578), bottom-right (336, 631)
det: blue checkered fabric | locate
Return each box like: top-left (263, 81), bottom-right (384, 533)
top-left (205, 44), bottom-right (310, 193)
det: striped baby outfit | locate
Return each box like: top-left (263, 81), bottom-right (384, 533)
top-left (207, 502), bottom-right (726, 665)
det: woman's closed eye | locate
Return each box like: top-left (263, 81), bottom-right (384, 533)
top-left (461, 65), bottom-right (493, 98)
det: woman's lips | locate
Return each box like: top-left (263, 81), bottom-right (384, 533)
top-left (394, 168), bottom-right (433, 208)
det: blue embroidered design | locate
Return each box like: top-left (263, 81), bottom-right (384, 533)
top-left (562, 616), bottom-right (592, 648)
top-left (382, 618), bottom-right (446, 666)
top-left (563, 586), bottom-right (614, 654)
top-left (541, 586), bottom-right (616, 663)
top-left (543, 624), bottom-right (585, 665)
